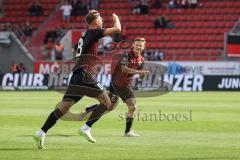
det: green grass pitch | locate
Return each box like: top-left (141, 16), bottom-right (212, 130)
top-left (0, 91), bottom-right (240, 160)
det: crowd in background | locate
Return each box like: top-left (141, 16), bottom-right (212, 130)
top-left (129, 0), bottom-right (199, 15)
top-left (154, 15), bottom-right (175, 29)
top-left (43, 27), bottom-right (65, 61)
top-left (168, 0), bottom-right (199, 9)
top-left (60, 0), bottom-right (99, 23)
top-left (130, 0), bottom-right (149, 15)
top-left (144, 50), bottom-right (164, 61)
top-left (43, 27), bottom-right (63, 45)
top-left (0, 0), bottom-right (42, 42)
top-left (0, 0), bottom-right (202, 62)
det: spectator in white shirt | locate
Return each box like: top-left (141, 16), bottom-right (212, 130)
top-left (189, 0), bottom-right (198, 8)
top-left (168, 0), bottom-right (175, 9)
top-left (60, 1), bottom-right (72, 23)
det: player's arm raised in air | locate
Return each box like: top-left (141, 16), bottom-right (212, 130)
top-left (103, 13), bottom-right (121, 36)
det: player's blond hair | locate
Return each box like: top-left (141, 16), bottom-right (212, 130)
top-left (85, 10), bottom-right (100, 25)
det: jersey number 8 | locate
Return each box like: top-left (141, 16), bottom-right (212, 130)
top-left (76, 38), bottom-right (83, 57)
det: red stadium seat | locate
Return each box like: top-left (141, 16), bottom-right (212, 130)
top-left (3, 0), bottom-right (237, 61)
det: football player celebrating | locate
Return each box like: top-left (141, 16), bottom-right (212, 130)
top-left (82, 37), bottom-right (149, 139)
top-left (33, 10), bottom-right (121, 149)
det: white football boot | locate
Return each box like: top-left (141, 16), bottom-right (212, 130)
top-left (79, 124), bottom-right (96, 143)
top-left (33, 130), bottom-right (46, 149)
top-left (124, 131), bottom-right (140, 137)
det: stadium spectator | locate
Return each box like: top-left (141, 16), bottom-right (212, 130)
top-left (153, 50), bottom-right (164, 61)
top-left (71, 0), bottom-right (88, 16)
top-left (90, 0), bottom-right (99, 9)
top-left (140, 0), bottom-right (149, 15)
top-left (154, 18), bottom-right (161, 29)
top-left (143, 50), bottom-right (164, 61)
top-left (0, 24), bottom-right (5, 31)
top-left (144, 50), bottom-right (154, 60)
top-left (43, 28), bottom-right (58, 44)
top-left (54, 41), bottom-right (64, 61)
top-left (132, 1), bottom-right (141, 15)
top-left (28, 0), bottom-right (43, 16)
top-left (85, 0), bottom-right (91, 10)
top-left (11, 62), bottom-right (18, 73)
top-left (44, 27), bottom-right (64, 60)
top-left (168, 0), bottom-right (175, 9)
top-left (189, 0), bottom-right (198, 8)
top-left (159, 51), bottom-right (164, 60)
top-left (175, 0), bottom-right (182, 8)
top-left (11, 62), bottom-right (26, 73)
top-left (181, 0), bottom-right (189, 9)
top-left (1, 23), bottom-right (12, 31)
top-left (71, 0), bottom-right (77, 16)
top-left (55, 26), bottom-right (64, 38)
top-left (154, 15), bottom-right (175, 29)
top-left (21, 21), bottom-right (33, 37)
top-left (17, 62), bottom-right (26, 73)
top-left (153, 0), bottom-right (162, 8)
top-left (60, 1), bottom-right (72, 23)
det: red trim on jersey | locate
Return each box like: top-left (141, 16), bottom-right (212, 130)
top-left (112, 50), bottom-right (145, 87)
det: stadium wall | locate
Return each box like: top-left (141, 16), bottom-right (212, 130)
top-left (0, 32), bottom-right (34, 73)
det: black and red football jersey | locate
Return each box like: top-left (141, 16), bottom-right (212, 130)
top-left (73, 28), bottom-right (105, 74)
top-left (112, 50), bottom-right (145, 87)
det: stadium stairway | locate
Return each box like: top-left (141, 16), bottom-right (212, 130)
top-left (28, 9), bottom-right (63, 60)
top-left (0, 0), bottom-right (61, 59)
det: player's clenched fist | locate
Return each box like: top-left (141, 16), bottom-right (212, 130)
top-left (112, 13), bottom-right (119, 21)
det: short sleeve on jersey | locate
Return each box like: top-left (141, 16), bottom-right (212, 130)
top-left (93, 28), bottom-right (105, 40)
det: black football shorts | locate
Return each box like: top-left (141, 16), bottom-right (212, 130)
top-left (63, 68), bottom-right (104, 102)
top-left (109, 82), bottom-right (135, 103)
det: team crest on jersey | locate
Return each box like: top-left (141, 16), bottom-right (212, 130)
top-left (81, 32), bottom-right (86, 36)
top-left (122, 57), bottom-right (127, 62)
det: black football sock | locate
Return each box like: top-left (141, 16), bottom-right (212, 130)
top-left (86, 104), bottom-right (98, 113)
top-left (125, 117), bottom-right (134, 133)
top-left (86, 104), bottom-right (108, 127)
top-left (41, 108), bottom-right (64, 133)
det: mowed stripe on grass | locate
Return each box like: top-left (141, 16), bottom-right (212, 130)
top-left (0, 91), bottom-right (240, 160)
